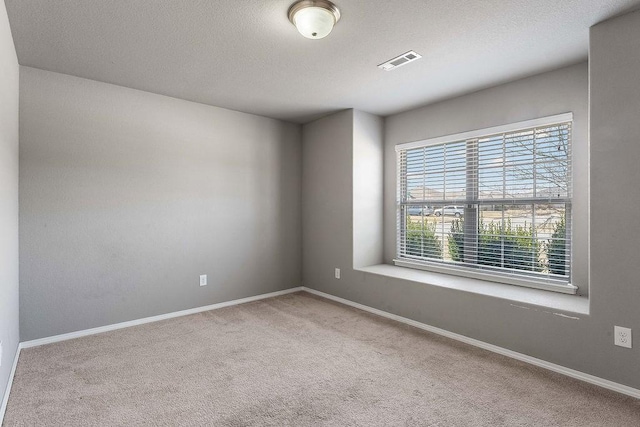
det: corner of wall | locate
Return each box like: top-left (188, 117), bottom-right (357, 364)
top-left (352, 110), bottom-right (385, 269)
top-left (0, 0), bottom-right (21, 410)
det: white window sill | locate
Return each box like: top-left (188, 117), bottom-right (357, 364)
top-left (355, 264), bottom-right (589, 315)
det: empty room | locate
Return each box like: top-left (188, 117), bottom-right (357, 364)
top-left (1, 0), bottom-right (640, 425)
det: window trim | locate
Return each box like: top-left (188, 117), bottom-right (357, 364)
top-left (394, 113), bottom-right (577, 295)
top-left (395, 113), bottom-right (573, 152)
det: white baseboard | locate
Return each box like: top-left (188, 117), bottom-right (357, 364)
top-left (2, 286), bottom-right (303, 426)
top-left (301, 287), bottom-right (640, 400)
top-left (3, 283), bottom-right (637, 426)
top-left (0, 344), bottom-right (21, 425)
top-left (20, 287), bottom-right (304, 349)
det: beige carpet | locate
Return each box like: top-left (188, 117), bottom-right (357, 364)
top-left (4, 292), bottom-right (640, 426)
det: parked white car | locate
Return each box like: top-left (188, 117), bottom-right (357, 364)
top-left (433, 205), bottom-right (463, 217)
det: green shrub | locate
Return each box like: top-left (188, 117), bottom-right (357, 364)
top-left (405, 217), bottom-right (442, 259)
top-left (448, 218), bottom-right (542, 272)
top-left (547, 215), bottom-right (567, 276)
top-left (449, 219), bottom-right (464, 262)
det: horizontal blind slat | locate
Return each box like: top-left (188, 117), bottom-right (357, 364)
top-left (396, 119), bottom-right (573, 290)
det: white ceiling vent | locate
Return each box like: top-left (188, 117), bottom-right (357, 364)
top-left (378, 51), bottom-right (422, 71)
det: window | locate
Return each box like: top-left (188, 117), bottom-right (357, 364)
top-left (395, 114), bottom-right (576, 294)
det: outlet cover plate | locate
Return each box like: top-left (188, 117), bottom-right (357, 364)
top-left (199, 275), bottom-right (207, 287)
top-left (614, 326), bottom-right (632, 348)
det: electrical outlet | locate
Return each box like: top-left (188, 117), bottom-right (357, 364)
top-left (0, 340), bottom-right (2, 367)
top-left (199, 275), bottom-right (207, 287)
top-left (614, 326), bottom-right (632, 348)
top-left (335, 268), bottom-right (341, 279)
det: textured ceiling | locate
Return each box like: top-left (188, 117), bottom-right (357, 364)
top-left (5, 0), bottom-right (640, 123)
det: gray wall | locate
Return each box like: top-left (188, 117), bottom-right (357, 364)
top-left (302, 109), bottom-right (384, 282)
top-left (302, 10), bottom-right (640, 390)
top-left (19, 67), bottom-right (302, 341)
top-left (302, 110), bottom-right (353, 288)
top-left (353, 110), bottom-right (384, 268)
top-left (589, 9), bottom-right (640, 381)
top-left (0, 0), bottom-right (19, 407)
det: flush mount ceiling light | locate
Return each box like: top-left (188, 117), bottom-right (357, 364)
top-left (288, 0), bottom-right (341, 39)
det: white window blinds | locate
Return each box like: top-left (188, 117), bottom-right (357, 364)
top-left (395, 114), bottom-right (576, 294)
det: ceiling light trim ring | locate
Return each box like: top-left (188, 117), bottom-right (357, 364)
top-left (288, 0), bottom-right (341, 26)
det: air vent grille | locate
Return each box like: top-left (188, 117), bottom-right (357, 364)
top-left (378, 51), bottom-right (422, 71)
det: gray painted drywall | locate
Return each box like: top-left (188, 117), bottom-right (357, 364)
top-left (301, 109), bottom-right (384, 279)
top-left (589, 9), bottom-right (640, 371)
top-left (302, 15), bottom-right (640, 389)
top-left (0, 0), bottom-right (19, 407)
top-left (302, 110), bottom-right (354, 287)
top-left (19, 67), bottom-right (302, 341)
top-left (353, 110), bottom-right (384, 268)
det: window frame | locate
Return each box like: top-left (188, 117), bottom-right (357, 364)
top-left (394, 113), bottom-right (577, 295)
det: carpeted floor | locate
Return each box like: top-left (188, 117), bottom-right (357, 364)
top-left (4, 292), bottom-right (640, 426)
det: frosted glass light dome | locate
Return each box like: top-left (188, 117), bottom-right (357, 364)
top-left (288, 1), bottom-right (341, 40)
top-left (292, 7), bottom-right (335, 39)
